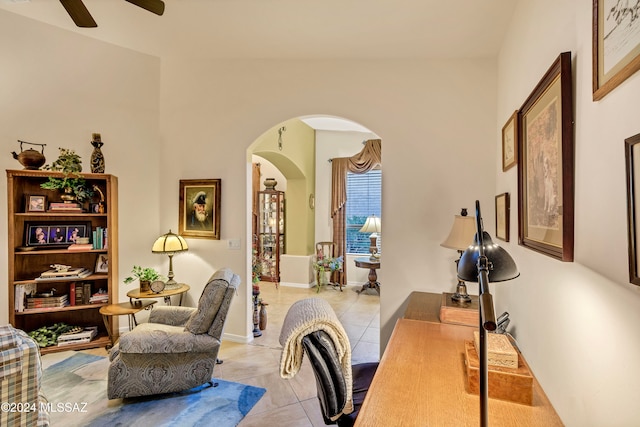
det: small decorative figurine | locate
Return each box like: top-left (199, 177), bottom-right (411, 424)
top-left (90, 133), bottom-right (105, 173)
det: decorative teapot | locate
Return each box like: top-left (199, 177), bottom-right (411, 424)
top-left (11, 140), bottom-right (46, 170)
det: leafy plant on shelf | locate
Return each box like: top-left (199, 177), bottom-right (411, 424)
top-left (40, 148), bottom-right (93, 201)
top-left (124, 266), bottom-right (164, 285)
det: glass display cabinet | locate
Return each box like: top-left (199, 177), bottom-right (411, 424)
top-left (257, 187), bottom-right (285, 282)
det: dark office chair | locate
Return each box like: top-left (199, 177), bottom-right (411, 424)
top-left (302, 330), bottom-right (378, 426)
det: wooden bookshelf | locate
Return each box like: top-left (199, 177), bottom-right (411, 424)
top-left (6, 170), bottom-right (118, 353)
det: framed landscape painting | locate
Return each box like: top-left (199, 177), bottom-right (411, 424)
top-left (517, 52), bottom-right (574, 262)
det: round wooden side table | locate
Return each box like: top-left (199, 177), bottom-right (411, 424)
top-left (99, 300), bottom-right (156, 348)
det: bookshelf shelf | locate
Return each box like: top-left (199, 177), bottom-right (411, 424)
top-left (6, 170), bottom-right (119, 352)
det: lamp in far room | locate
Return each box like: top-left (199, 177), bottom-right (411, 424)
top-left (152, 230), bottom-right (189, 290)
top-left (457, 201), bottom-right (519, 427)
top-left (441, 208), bottom-right (476, 303)
top-left (359, 215), bottom-right (381, 260)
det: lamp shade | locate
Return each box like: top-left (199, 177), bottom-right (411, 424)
top-left (457, 231), bottom-right (519, 283)
top-left (359, 215), bottom-right (381, 233)
top-left (441, 214), bottom-right (476, 251)
top-left (152, 230), bottom-right (188, 254)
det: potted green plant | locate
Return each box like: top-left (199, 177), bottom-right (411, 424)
top-left (124, 266), bottom-right (164, 292)
top-left (40, 148), bottom-right (93, 202)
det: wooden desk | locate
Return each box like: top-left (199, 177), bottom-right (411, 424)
top-left (355, 297), bottom-right (563, 426)
top-left (127, 283), bottom-right (190, 306)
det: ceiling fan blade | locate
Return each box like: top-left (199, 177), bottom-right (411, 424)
top-left (59, 0), bottom-right (97, 28)
top-left (125, 0), bottom-right (165, 16)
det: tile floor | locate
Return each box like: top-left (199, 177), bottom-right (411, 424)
top-left (42, 282), bottom-right (380, 427)
top-left (225, 282), bottom-right (381, 427)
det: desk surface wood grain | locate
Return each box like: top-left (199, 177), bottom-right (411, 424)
top-left (355, 318), bottom-right (563, 427)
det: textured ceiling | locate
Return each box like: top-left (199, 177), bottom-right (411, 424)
top-left (0, 0), bottom-right (516, 60)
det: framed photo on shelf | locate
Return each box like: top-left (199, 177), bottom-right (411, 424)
top-left (24, 221), bottom-right (91, 247)
top-left (25, 195), bottom-right (47, 213)
top-left (95, 254), bottom-right (109, 273)
top-left (178, 179), bottom-right (221, 239)
top-left (502, 111), bottom-right (518, 171)
top-left (592, 0), bottom-right (640, 100)
top-left (517, 52), bottom-right (574, 261)
top-left (625, 133), bottom-right (640, 285)
top-left (495, 193), bottom-right (510, 242)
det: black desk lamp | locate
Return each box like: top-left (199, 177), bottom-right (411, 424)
top-left (457, 200), bottom-right (519, 427)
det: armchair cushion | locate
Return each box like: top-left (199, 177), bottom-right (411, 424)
top-left (118, 322), bottom-right (220, 354)
top-left (149, 306), bottom-right (195, 326)
top-left (185, 268), bottom-right (238, 334)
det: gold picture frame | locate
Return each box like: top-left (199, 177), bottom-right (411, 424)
top-left (178, 179), bottom-right (221, 239)
top-left (502, 111), bottom-right (518, 171)
top-left (517, 52), bottom-right (574, 261)
top-left (592, 0), bottom-right (640, 100)
top-left (495, 192), bottom-right (510, 242)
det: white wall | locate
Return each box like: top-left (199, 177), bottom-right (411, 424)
top-left (0, 11), bottom-right (162, 325)
top-left (495, 1), bottom-right (640, 425)
top-left (157, 57), bottom-right (497, 345)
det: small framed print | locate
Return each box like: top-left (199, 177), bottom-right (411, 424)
top-left (495, 193), bottom-right (510, 242)
top-left (502, 111), bottom-right (518, 171)
top-left (95, 254), bottom-right (109, 273)
top-left (26, 195), bottom-right (47, 213)
top-left (178, 179), bottom-right (221, 239)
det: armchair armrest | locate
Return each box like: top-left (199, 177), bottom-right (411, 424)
top-left (148, 306), bottom-right (195, 326)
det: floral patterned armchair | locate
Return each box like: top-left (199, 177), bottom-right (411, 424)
top-left (107, 268), bottom-right (239, 399)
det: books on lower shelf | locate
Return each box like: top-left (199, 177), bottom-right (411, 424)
top-left (26, 294), bottom-right (69, 309)
top-left (14, 283), bottom-right (37, 312)
top-left (57, 326), bottom-right (98, 346)
top-left (48, 202), bottom-right (82, 213)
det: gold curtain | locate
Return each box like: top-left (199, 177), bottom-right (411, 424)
top-left (331, 139), bottom-right (382, 285)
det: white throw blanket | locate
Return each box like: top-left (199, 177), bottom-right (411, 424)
top-left (279, 298), bottom-right (353, 418)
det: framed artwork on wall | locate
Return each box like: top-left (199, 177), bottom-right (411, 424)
top-left (517, 52), bottom-right (574, 262)
top-left (495, 192), bottom-right (510, 242)
top-left (625, 133), bottom-right (640, 285)
top-left (178, 179), bottom-right (221, 239)
top-left (502, 111), bottom-right (518, 171)
top-left (592, 0), bottom-right (640, 100)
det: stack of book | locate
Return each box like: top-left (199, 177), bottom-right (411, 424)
top-left (70, 282), bottom-right (93, 305)
top-left (14, 283), bottom-right (38, 312)
top-left (26, 294), bottom-right (69, 310)
top-left (48, 202), bottom-right (82, 213)
top-left (89, 290), bottom-right (108, 304)
top-left (92, 227), bottom-right (108, 249)
top-left (36, 267), bottom-right (92, 282)
top-left (57, 326), bottom-right (98, 347)
top-left (67, 243), bottom-right (94, 251)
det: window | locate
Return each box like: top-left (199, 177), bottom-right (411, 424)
top-left (346, 169), bottom-right (381, 254)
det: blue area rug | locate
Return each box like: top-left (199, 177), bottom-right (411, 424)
top-left (42, 352), bottom-right (266, 427)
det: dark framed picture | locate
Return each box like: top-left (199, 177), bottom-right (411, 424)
top-left (495, 193), bottom-right (510, 242)
top-left (517, 52), bottom-right (574, 262)
top-left (502, 111), bottom-right (518, 171)
top-left (95, 254), bottom-right (109, 273)
top-left (24, 221), bottom-right (91, 247)
top-left (592, 0), bottom-right (640, 101)
top-left (25, 195), bottom-right (47, 213)
top-left (178, 179), bottom-right (221, 239)
top-left (625, 133), bottom-right (640, 285)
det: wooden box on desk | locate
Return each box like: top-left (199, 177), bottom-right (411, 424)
top-left (439, 293), bottom-right (478, 327)
top-left (464, 340), bottom-right (534, 405)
